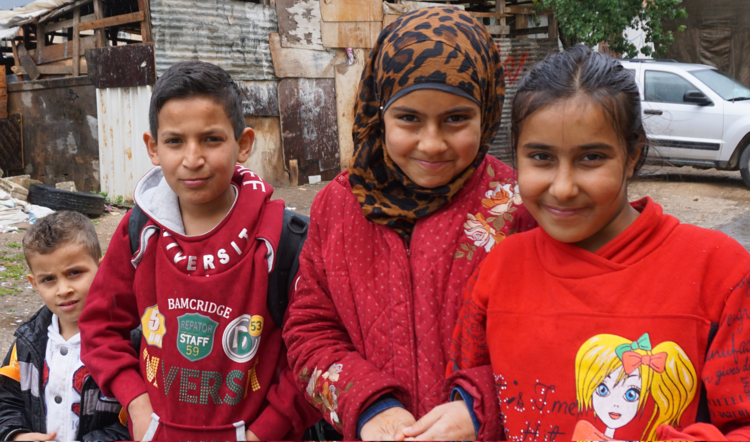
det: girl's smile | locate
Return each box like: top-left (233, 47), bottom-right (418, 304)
top-left (383, 89), bottom-right (482, 189)
top-left (517, 96), bottom-right (642, 252)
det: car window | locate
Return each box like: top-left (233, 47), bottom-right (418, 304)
top-left (644, 70), bottom-right (698, 104)
top-left (690, 69), bottom-right (750, 101)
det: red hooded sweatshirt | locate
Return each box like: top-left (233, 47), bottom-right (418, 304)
top-left (449, 198), bottom-right (750, 441)
top-left (80, 165), bottom-right (318, 440)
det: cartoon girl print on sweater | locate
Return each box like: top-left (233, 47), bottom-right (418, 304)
top-left (573, 333), bottom-right (698, 441)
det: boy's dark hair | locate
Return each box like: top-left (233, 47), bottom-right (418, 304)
top-left (149, 61), bottom-right (245, 142)
top-left (22, 211), bottom-right (101, 268)
top-left (511, 45), bottom-right (648, 174)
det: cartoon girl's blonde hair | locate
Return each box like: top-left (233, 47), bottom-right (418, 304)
top-left (574, 334), bottom-right (697, 441)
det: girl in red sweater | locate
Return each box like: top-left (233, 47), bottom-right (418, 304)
top-left (448, 45), bottom-right (750, 441)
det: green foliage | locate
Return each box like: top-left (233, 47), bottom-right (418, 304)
top-left (534, 0), bottom-right (688, 58)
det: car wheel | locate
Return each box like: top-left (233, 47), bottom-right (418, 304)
top-left (27, 184), bottom-right (106, 217)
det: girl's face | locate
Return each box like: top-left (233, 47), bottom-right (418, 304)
top-left (592, 366), bottom-right (642, 430)
top-left (383, 90), bottom-right (482, 188)
top-left (516, 96), bottom-right (641, 252)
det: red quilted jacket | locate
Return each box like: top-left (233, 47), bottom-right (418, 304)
top-left (282, 156), bottom-right (536, 440)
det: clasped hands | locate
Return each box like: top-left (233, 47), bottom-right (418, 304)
top-left (359, 399), bottom-right (475, 441)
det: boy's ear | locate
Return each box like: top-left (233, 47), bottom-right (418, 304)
top-left (26, 274), bottom-right (37, 291)
top-left (237, 127), bottom-right (255, 164)
top-left (144, 132), bottom-right (160, 166)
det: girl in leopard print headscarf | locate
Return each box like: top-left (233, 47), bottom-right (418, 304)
top-left (284, 7), bottom-right (535, 441)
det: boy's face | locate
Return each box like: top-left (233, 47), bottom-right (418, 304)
top-left (144, 96), bottom-right (254, 212)
top-left (27, 243), bottom-right (98, 329)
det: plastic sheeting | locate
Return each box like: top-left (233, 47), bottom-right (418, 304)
top-left (0, 0), bottom-right (69, 40)
top-left (665, 0), bottom-right (750, 87)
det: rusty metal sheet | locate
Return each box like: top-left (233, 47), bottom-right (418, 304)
top-left (85, 43), bottom-right (156, 89)
top-left (0, 114), bottom-right (23, 171)
top-left (278, 78), bottom-right (339, 183)
top-left (490, 37), bottom-right (558, 165)
top-left (237, 80), bottom-right (279, 117)
top-left (276, 0), bottom-right (325, 50)
top-left (151, 0), bottom-right (278, 81)
top-left (7, 76), bottom-right (100, 190)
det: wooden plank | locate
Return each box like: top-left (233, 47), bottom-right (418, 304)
top-left (269, 33), bottom-right (345, 78)
top-left (276, 0), bottom-right (325, 50)
top-left (0, 114), bottom-right (23, 171)
top-left (487, 25), bottom-right (511, 35)
top-left (506, 5), bottom-right (534, 15)
top-left (13, 62), bottom-right (89, 76)
top-left (241, 116), bottom-right (288, 187)
top-left (289, 159), bottom-right (299, 187)
top-left (16, 44), bottom-right (40, 81)
top-left (511, 26), bottom-right (549, 37)
top-left (321, 21), bottom-right (381, 49)
top-left (278, 78), bottom-right (340, 183)
top-left (85, 43), bottom-right (155, 88)
top-left (0, 66), bottom-right (6, 120)
top-left (45, 14), bottom-right (96, 34)
top-left (92, 0), bottom-right (106, 48)
top-left (334, 49), bottom-right (365, 171)
top-left (471, 12), bottom-right (512, 18)
top-left (319, 0), bottom-right (382, 22)
top-left (28, 36), bottom-right (96, 65)
top-left (78, 11), bottom-right (145, 32)
top-left (72, 6), bottom-right (80, 76)
top-left (137, 0), bottom-right (152, 43)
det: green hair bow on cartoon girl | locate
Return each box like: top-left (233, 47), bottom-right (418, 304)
top-left (573, 333), bottom-right (697, 441)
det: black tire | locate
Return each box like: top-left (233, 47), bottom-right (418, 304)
top-left (741, 143), bottom-right (750, 190)
top-left (27, 184), bottom-right (105, 217)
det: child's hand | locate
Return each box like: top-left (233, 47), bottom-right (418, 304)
top-left (12, 431), bottom-right (56, 441)
top-left (360, 407), bottom-right (416, 441)
top-left (128, 393), bottom-right (154, 441)
top-left (245, 429), bottom-right (260, 441)
top-left (394, 401), bottom-right (475, 441)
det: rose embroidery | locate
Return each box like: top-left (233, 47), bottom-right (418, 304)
top-left (299, 363), bottom-right (354, 431)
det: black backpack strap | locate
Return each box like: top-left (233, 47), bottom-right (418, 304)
top-left (267, 209), bottom-right (309, 329)
top-left (128, 204), bottom-right (151, 256)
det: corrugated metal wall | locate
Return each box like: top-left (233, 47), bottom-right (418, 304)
top-left (97, 86), bottom-right (153, 201)
top-left (150, 0), bottom-right (278, 81)
top-left (491, 38), bottom-right (558, 165)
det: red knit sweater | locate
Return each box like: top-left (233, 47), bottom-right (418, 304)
top-left (449, 198), bottom-right (750, 441)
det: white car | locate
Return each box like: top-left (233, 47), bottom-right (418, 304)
top-left (619, 60), bottom-right (750, 188)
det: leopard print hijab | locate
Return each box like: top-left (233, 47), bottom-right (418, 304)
top-left (348, 7), bottom-right (506, 239)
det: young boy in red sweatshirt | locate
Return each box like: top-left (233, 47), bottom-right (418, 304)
top-left (79, 61), bottom-right (318, 441)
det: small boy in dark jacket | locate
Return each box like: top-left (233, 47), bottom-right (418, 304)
top-left (0, 211), bottom-right (129, 441)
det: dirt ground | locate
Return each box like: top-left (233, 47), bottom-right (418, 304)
top-left (0, 166), bottom-right (747, 357)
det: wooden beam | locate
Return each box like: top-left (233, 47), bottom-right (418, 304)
top-left (92, 0), bottom-right (106, 48)
top-left (11, 40), bottom-right (22, 82)
top-left (0, 66), bottom-right (7, 119)
top-left (37, 23), bottom-right (46, 49)
top-left (137, 0), bottom-right (152, 43)
top-left (78, 11), bottom-right (145, 32)
top-left (511, 26), bottom-right (549, 37)
top-left (496, 0), bottom-right (506, 33)
top-left (16, 43), bottom-right (41, 81)
top-left (28, 36), bottom-right (96, 65)
top-left (45, 14), bottom-right (96, 34)
top-left (72, 6), bottom-right (80, 76)
top-left (470, 12), bottom-right (512, 18)
top-left (486, 25), bottom-right (510, 35)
